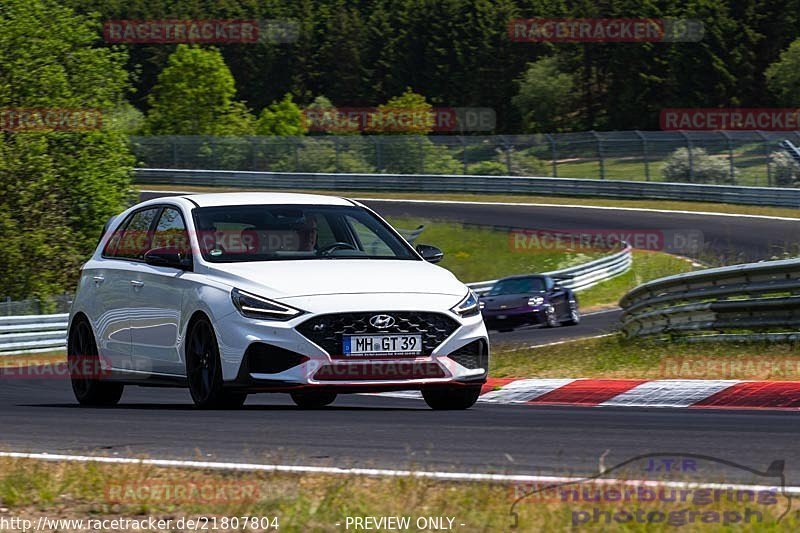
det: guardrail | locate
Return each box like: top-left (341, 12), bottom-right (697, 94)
top-left (0, 314), bottom-right (69, 354)
top-left (0, 242), bottom-right (631, 354)
top-left (620, 258), bottom-right (800, 341)
top-left (467, 243), bottom-right (632, 296)
top-left (136, 168), bottom-right (800, 208)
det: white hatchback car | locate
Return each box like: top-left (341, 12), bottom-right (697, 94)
top-left (68, 193), bottom-right (489, 410)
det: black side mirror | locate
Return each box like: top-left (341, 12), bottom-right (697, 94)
top-left (144, 247), bottom-right (193, 271)
top-left (416, 244), bottom-right (444, 264)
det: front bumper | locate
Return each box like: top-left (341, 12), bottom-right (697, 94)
top-left (213, 299), bottom-right (489, 393)
top-left (482, 305), bottom-right (548, 329)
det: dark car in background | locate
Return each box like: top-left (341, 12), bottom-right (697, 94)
top-left (479, 275), bottom-right (580, 331)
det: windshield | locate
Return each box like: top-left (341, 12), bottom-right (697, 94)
top-left (192, 204), bottom-right (418, 262)
top-left (488, 277), bottom-right (546, 296)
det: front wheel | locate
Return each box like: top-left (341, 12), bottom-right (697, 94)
top-left (422, 386), bottom-right (481, 410)
top-left (564, 300), bottom-right (581, 326)
top-left (544, 305), bottom-right (560, 328)
top-left (186, 317), bottom-right (247, 409)
top-left (68, 318), bottom-right (124, 407)
top-left (291, 391), bottom-right (337, 409)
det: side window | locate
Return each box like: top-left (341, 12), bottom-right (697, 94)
top-left (545, 277), bottom-right (555, 290)
top-left (102, 219), bottom-right (128, 257)
top-left (152, 207), bottom-right (190, 255)
top-left (114, 208), bottom-right (159, 260)
top-left (345, 216), bottom-right (395, 256)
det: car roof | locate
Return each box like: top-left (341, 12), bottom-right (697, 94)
top-left (182, 192), bottom-right (355, 208)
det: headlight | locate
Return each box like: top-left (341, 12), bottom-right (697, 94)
top-left (231, 288), bottom-right (304, 321)
top-left (452, 290), bottom-right (480, 317)
top-left (528, 296), bottom-right (545, 306)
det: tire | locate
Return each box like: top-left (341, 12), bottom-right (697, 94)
top-left (544, 305), bottom-right (560, 328)
top-left (422, 386), bottom-right (481, 410)
top-left (68, 318), bottom-right (124, 407)
top-left (564, 300), bottom-right (581, 326)
top-left (186, 316), bottom-right (247, 409)
top-left (291, 391), bottom-right (337, 409)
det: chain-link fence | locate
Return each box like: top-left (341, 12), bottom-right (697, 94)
top-left (0, 294), bottom-right (73, 316)
top-left (131, 131), bottom-right (800, 187)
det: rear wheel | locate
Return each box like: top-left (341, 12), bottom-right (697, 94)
top-left (186, 317), bottom-right (247, 409)
top-left (291, 391), bottom-right (337, 409)
top-left (68, 318), bottom-right (123, 407)
top-left (422, 386), bottom-right (481, 410)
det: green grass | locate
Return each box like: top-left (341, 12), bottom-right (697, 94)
top-left (577, 250), bottom-right (697, 310)
top-left (492, 334), bottom-right (800, 380)
top-left (0, 457), bottom-right (796, 531)
top-left (385, 217), bottom-right (608, 283)
top-left (141, 184), bottom-right (800, 219)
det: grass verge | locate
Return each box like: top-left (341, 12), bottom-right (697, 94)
top-left (140, 184), bottom-right (800, 219)
top-left (492, 334), bottom-right (800, 381)
top-left (385, 217), bottom-right (606, 283)
top-left (0, 457), bottom-right (796, 531)
top-left (577, 250), bottom-right (697, 310)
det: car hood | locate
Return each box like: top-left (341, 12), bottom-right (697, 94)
top-left (204, 259), bottom-right (468, 300)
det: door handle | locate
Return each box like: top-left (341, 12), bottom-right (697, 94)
top-left (130, 280), bottom-right (144, 288)
top-left (92, 275), bottom-right (105, 284)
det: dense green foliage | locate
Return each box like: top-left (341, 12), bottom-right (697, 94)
top-left (0, 0), bottom-right (135, 300)
top-left (63, 0), bottom-right (800, 132)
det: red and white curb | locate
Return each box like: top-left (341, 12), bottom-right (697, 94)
top-left (377, 378), bottom-right (800, 410)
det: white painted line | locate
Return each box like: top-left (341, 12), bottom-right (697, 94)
top-left (497, 333), bottom-right (617, 352)
top-left (583, 308), bottom-right (621, 317)
top-left (600, 380), bottom-right (742, 408)
top-left (480, 378), bottom-right (576, 403)
top-left (139, 191), bottom-right (800, 222)
top-left (2, 451), bottom-right (799, 495)
top-left (369, 391), bottom-right (423, 400)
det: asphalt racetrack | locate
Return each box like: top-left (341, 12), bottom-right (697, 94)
top-left (3, 192), bottom-right (797, 484)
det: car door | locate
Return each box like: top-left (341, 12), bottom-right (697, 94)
top-left (90, 207), bottom-right (160, 371)
top-left (130, 206), bottom-right (193, 377)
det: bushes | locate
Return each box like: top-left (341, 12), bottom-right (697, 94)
top-left (769, 151), bottom-right (800, 187)
top-left (271, 139), bottom-right (375, 173)
top-left (661, 147), bottom-right (735, 184)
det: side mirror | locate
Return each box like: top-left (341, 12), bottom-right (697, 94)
top-left (144, 247), bottom-right (192, 271)
top-left (416, 244), bottom-right (444, 264)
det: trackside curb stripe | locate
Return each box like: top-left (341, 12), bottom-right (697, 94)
top-left (370, 378), bottom-right (800, 410)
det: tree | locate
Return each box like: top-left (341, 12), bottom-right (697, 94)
top-left (766, 40), bottom-right (800, 106)
top-left (256, 93), bottom-right (307, 136)
top-left (145, 45), bottom-right (255, 135)
top-left (512, 57), bottom-right (577, 133)
top-left (0, 0), bottom-right (135, 299)
top-left (368, 89), bottom-right (460, 174)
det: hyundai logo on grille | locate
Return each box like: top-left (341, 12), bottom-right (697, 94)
top-left (369, 314), bottom-right (396, 329)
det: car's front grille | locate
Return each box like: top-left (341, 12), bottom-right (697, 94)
top-left (447, 340), bottom-right (488, 371)
top-left (296, 311), bottom-right (460, 356)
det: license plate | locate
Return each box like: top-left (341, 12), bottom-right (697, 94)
top-left (343, 334), bottom-right (422, 356)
